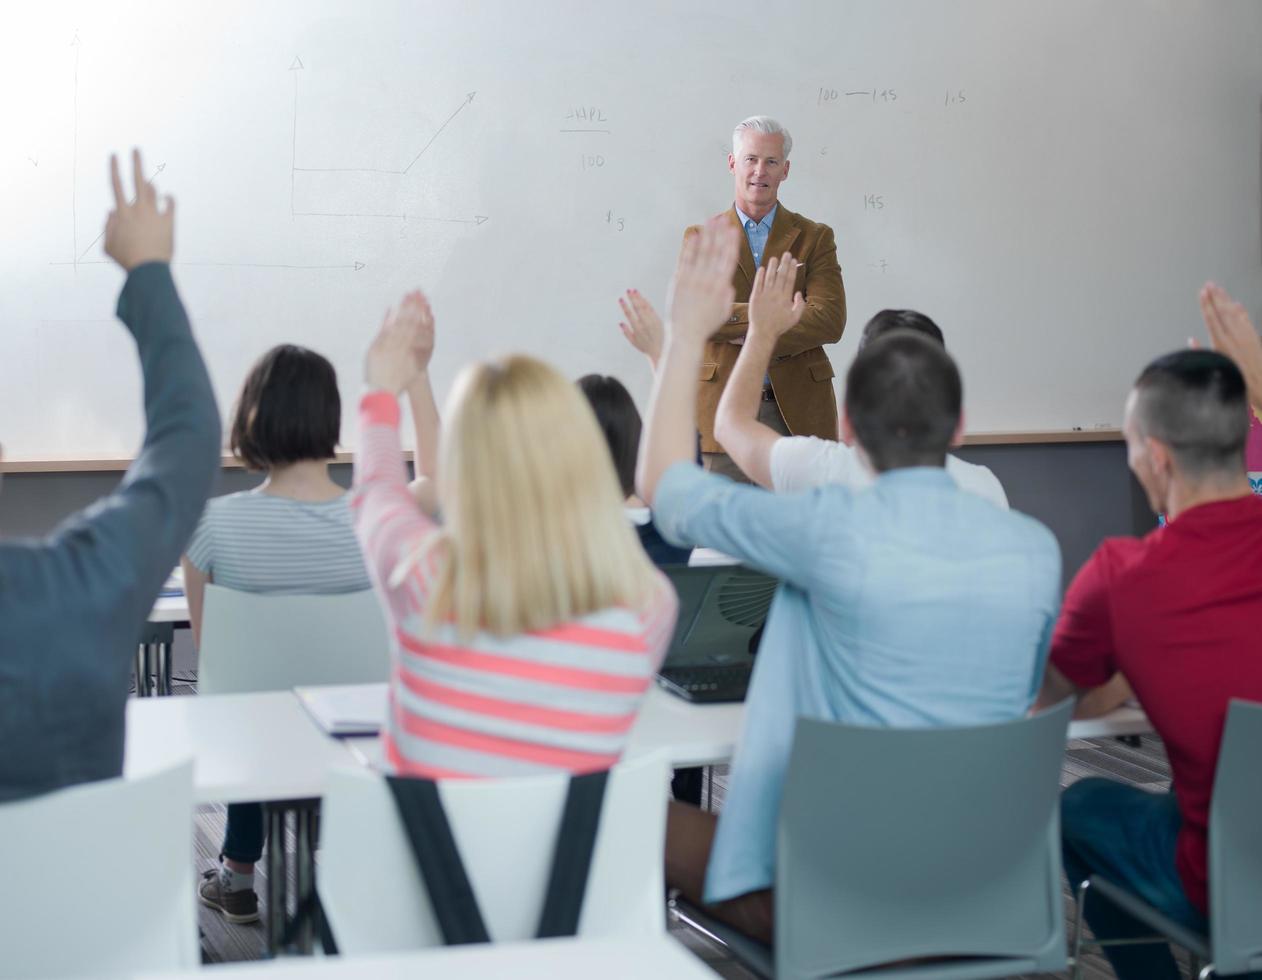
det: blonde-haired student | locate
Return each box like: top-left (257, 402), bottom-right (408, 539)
top-left (351, 291), bottom-right (678, 778)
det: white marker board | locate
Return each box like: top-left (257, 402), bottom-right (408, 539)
top-left (1, 0), bottom-right (1260, 458)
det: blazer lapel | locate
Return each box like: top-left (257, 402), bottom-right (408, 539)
top-left (727, 207), bottom-right (755, 287)
top-left (763, 205), bottom-right (801, 267)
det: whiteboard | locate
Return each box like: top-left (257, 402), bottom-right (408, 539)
top-left (2, 0), bottom-right (1260, 458)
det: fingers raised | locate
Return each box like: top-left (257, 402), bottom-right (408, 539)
top-left (133, 149), bottom-right (157, 208)
top-left (109, 154), bottom-right (125, 209)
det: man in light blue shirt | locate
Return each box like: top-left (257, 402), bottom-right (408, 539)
top-left (736, 201), bottom-right (776, 269)
top-left (638, 220), bottom-right (1061, 944)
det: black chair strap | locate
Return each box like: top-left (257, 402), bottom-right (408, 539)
top-left (384, 769), bottom-right (611, 944)
top-left (385, 776), bottom-right (491, 945)
top-left (535, 769), bottom-right (610, 938)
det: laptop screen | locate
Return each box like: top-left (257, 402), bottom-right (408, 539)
top-left (660, 565), bottom-right (778, 669)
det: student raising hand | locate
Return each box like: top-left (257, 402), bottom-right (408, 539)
top-left (637, 217), bottom-right (740, 504)
top-left (665, 216), bottom-right (740, 347)
top-left (364, 290), bottom-right (434, 394)
top-left (748, 251), bottom-right (806, 341)
top-left (1199, 282), bottom-right (1262, 417)
top-left (618, 289), bottom-right (665, 370)
top-left (104, 149), bottom-right (174, 270)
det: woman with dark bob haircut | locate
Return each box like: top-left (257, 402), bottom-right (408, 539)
top-left (577, 373), bottom-right (691, 567)
top-left (181, 344), bottom-right (371, 925)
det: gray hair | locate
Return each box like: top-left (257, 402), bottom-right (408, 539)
top-left (732, 116), bottom-right (792, 158)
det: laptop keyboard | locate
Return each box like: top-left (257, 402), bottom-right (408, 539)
top-left (657, 664), bottom-right (751, 703)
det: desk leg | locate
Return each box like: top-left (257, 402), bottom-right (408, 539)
top-left (134, 644), bottom-right (147, 697)
top-left (156, 640), bottom-right (172, 696)
top-left (295, 808), bottom-right (315, 954)
top-left (266, 806), bottom-right (288, 956)
top-left (134, 643), bottom-right (156, 697)
top-left (265, 801), bottom-right (321, 957)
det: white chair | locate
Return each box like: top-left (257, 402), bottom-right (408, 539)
top-left (318, 753), bottom-right (669, 954)
top-left (0, 762), bottom-right (196, 978)
top-left (197, 584), bottom-right (391, 695)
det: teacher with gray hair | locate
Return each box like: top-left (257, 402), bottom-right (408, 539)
top-left (684, 115), bottom-right (847, 482)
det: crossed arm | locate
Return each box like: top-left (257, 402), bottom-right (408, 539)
top-left (699, 224), bottom-right (845, 357)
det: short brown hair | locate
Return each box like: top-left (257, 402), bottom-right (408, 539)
top-left (845, 330), bottom-right (961, 472)
top-left (230, 345), bottom-right (340, 471)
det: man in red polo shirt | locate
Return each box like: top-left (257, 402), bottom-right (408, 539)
top-left (1037, 345), bottom-right (1262, 980)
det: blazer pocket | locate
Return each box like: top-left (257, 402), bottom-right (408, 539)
top-left (699, 362), bottom-right (719, 382)
top-left (809, 361), bottom-right (835, 383)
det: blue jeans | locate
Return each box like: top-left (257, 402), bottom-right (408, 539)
top-left (222, 802), bottom-right (265, 864)
top-left (1062, 778), bottom-right (1208, 980)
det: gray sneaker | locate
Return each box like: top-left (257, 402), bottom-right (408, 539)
top-left (198, 868), bottom-right (260, 924)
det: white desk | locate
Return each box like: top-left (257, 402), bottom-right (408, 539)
top-left (127, 685), bottom-right (1152, 954)
top-left (126, 691), bottom-right (360, 955)
top-left (628, 686), bottom-right (746, 766)
top-left (121, 935), bottom-right (715, 979)
top-left (138, 595), bottom-right (191, 697)
top-left (1066, 703), bottom-right (1151, 740)
top-left (322, 682), bottom-right (1154, 773)
top-left (125, 692), bottom-right (357, 805)
top-left (149, 594), bottom-right (190, 624)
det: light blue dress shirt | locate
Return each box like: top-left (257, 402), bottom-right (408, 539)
top-left (653, 462), bottom-right (1062, 903)
top-left (735, 203), bottom-right (777, 267)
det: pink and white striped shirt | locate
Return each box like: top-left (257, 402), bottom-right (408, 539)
top-left (351, 391), bottom-right (678, 779)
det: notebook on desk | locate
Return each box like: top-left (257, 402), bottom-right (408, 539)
top-left (159, 567), bottom-right (184, 598)
top-left (655, 565), bottom-right (778, 704)
top-left (295, 682), bottom-right (387, 736)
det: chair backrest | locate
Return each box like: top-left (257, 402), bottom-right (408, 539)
top-left (0, 762), bottom-right (196, 978)
top-left (197, 584), bottom-right (390, 695)
top-left (1208, 698), bottom-right (1262, 976)
top-left (775, 700), bottom-right (1073, 980)
top-left (318, 753), bottom-right (669, 954)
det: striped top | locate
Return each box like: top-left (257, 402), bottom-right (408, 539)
top-left (351, 391), bottom-right (678, 779)
top-left (185, 490), bottom-right (371, 594)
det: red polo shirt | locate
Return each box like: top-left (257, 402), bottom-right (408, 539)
top-left (1050, 494), bottom-right (1262, 914)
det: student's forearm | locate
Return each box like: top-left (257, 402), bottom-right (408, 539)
top-left (714, 329), bottom-right (780, 488)
top-left (1033, 662), bottom-right (1082, 713)
top-left (405, 371), bottom-right (440, 479)
top-left (181, 557), bottom-right (207, 649)
top-left (352, 392), bottom-right (438, 588)
top-left (1071, 673), bottom-right (1133, 719)
top-left (638, 335), bottom-right (705, 505)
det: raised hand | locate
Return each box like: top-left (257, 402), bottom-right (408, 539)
top-left (400, 290), bottom-right (436, 371)
top-left (748, 251), bottom-right (805, 340)
top-left (1199, 282), bottom-right (1262, 413)
top-left (103, 149), bottom-right (174, 271)
top-left (618, 289), bottom-right (664, 368)
top-left (365, 290), bottom-right (432, 393)
top-left (665, 216), bottom-right (740, 346)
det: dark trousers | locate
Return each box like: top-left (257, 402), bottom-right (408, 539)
top-left (222, 802), bottom-right (266, 865)
top-left (1059, 779), bottom-right (1259, 979)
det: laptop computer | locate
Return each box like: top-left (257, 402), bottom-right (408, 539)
top-left (655, 564), bottom-right (778, 703)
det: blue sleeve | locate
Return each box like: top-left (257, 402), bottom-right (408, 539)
top-left (1026, 527), bottom-right (1064, 705)
top-left (653, 461), bottom-right (841, 592)
top-left (38, 262), bottom-right (222, 625)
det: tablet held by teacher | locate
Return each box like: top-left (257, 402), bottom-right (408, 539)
top-left (686, 115), bottom-right (847, 482)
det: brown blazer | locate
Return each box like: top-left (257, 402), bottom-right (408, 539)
top-left (685, 205), bottom-right (847, 453)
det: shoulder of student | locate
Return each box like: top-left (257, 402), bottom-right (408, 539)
top-left (772, 435), bottom-right (864, 492)
top-left (944, 455), bottom-right (1009, 510)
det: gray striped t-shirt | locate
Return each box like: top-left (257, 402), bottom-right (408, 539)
top-left (185, 490), bottom-right (371, 594)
